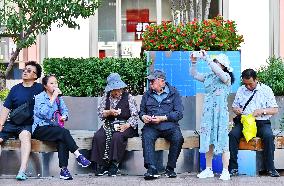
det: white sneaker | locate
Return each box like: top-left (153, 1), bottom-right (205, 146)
top-left (197, 167), bottom-right (214, 178)
top-left (219, 169), bottom-right (230, 181)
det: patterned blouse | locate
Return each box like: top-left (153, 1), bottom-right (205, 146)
top-left (98, 93), bottom-right (139, 129)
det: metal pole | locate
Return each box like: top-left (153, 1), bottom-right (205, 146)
top-left (116, 0), bottom-right (122, 58)
top-left (156, 0), bottom-right (162, 25)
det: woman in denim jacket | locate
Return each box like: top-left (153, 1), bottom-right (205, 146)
top-left (32, 75), bottom-right (91, 180)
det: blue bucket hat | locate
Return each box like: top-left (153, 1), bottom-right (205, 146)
top-left (104, 73), bottom-right (127, 92)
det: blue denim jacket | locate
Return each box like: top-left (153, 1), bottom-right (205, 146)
top-left (32, 91), bottom-right (68, 133)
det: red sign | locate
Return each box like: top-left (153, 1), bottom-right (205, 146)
top-left (126, 9), bottom-right (149, 32)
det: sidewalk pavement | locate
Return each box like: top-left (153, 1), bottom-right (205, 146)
top-left (1, 172), bottom-right (284, 186)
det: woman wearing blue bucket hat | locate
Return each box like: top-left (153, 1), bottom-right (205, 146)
top-left (90, 73), bottom-right (139, 177)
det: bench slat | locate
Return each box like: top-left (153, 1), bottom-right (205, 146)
top-left (2, 130), bottom-right (199, 152)
top-left (239, 137), bottom-right (263, 151)
top-left (2, 139), bottom-right (57, 152)
top-left (4, 130), bottom-right (283, 152)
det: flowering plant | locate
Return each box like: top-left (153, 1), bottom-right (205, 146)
top-left (142, 15), bottom-right (244, 51)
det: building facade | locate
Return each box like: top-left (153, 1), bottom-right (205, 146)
top-left (1, 0), bottom-right (284, 81)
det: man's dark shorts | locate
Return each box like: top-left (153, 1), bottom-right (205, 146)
top-left (0, 122), bottom-right (32, 141)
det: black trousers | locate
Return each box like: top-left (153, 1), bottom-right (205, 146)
top-left (229, 120), bottom-right (275, 171)
top-left (90, 126), bottom-right (136, 166)
top-left (142, 126), bottom-right (184, 169)
top-left (33, 125), bottom-right (79, 168)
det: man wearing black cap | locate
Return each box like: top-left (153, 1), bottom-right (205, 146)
top-left (139, 69), bottom-right (184, 180)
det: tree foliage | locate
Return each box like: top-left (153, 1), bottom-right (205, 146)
top-left (257, 56), bottom-right (284, 96)
top-left (0, 0), bottom-right (101, 82)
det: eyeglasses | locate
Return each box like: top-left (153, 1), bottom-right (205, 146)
top-left (22, 68), bottom-right (36, 74)
top-left (149, 79), bottom-right (156, 84)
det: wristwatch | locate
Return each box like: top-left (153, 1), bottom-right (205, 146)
top-left (263, 109), bottom-right (267, 115)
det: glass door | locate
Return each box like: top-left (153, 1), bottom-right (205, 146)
top-left (97, 0), bottom-right (117, 58)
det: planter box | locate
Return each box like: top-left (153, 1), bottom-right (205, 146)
top-left (63, 96), bottom-right (100, 130)
top-left (270, 96), bottom-right (284, 130)
top-left (146, 51), bottom-right (241, 96)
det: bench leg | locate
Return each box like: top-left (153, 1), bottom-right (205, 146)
top-left (119, 148), bottom-right (199, 175)
top-left (237, 150), bottom-right (264, 176)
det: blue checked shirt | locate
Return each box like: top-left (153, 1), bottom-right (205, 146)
top-left (32, 91), bottom-right (68, 133)
top-left (232, 83), bottom-right (278, 120)
top-left (152, 85), bottom-right (170, 103)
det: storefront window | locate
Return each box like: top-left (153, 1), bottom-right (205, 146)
top-left (162, 0), bottom-right (171, 22)
top-left (97, 0), bottom-right (117, 58)
top-left (121, 0), bottom-right (157, 58)
top-left (208, 0), bottom-right (219, 19)
top-left (280, 0), bottom-right (284, 57)
top-left (0, 37), bottom-right (16, 63)
top-left (98, 0), bottom-right (116, 42)
top-left (162, 0), bottom-right (220, 23)
top-left (0, 36), bottom-right (22, 79)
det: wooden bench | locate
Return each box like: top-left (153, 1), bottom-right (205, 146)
top-left (2, 130), bottom-right (93, 152)
top-left (1, 130), bottom-right (199, 177)
top-left (2, 130), bottom-right (199, 152)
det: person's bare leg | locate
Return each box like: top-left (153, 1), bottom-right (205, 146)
top-left (206, 145), bottom-right (214, 168)
top-left (73, 150), bottom-right (81, 158)
top-left (222, 151), bottom-right (230, 169)
top-left (197, 145), bottom-right (214, 178)
top-left (18, 130), bottom-right (31, 172)
top-left (219, 151), bottom-right (231, 180)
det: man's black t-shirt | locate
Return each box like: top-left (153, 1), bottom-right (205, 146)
top-left (4, 82), bottom-right (44, 125)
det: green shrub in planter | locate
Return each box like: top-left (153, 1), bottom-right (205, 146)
top-left (43, 57), bottom-right (148, 97)
top-left (257, 56), bottom-right (284, 96)
top-left (0, 89), bottom-right (9, 101)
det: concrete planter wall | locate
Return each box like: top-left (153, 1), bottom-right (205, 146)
top-left (0, 94), bottom-right (283, 131)
top-left (270, 96), bottom-right (284, 129)
top-left (63, 96), bottom-right (100, 131)
top-left (63, 95), bottom-right (197, 131)
top-left (2, 94), bottom-right (280, 135)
